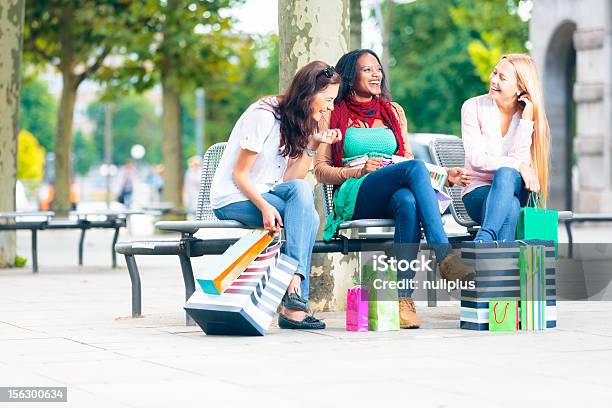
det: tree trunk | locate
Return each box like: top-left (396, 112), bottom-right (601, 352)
top-left (279, 0), bottom-right (350, 91)
top-left (160, 81), bottom-right (183, 213)
top-left (349, 0), bottom-right (362, 50)
top-left (51, 4), bottom-right (78, 216)
top-left (279, 0), bottom-right (357, 313)
top-left (0, 0), bottom-right (25, 267)
top-left (160, 0), bottom-right (184, 218)
top-left (51, 74), bottom-right (78, 216)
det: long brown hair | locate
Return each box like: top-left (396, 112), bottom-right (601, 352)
top-left (502, 54), bottom-right (551, 203)
top-left (274, 61), bottom-right (341, 158)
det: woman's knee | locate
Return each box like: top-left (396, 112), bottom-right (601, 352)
top-left (493, 167), bottom-right (521, 185)
top-left (397, 158), bottom-right (427, 175)
top-left (391, 189), bottom-right (417, 218)
top-left (285, 179), bottom-right (315, 203)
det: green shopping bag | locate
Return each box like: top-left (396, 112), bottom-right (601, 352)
top-left (362, 265), bottom-right (400, 332)
top-left (488, 299), bottom-right (519, 332)
top-left (516, 192), bottom-right (558, 243)
top-left (489, 299), bottom-right (519, 331)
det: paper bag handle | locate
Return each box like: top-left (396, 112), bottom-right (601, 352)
top-left (527, 192), bottom-right (546, 209)
top-left (493, 302), bottom-right (509, 324)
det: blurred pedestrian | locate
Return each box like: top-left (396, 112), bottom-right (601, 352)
top-left (116, 161), bottom-right (136, 208)
top-left (183, 155), bottom-right (202, 214)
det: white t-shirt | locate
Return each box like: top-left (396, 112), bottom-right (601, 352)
top-left (210, 97), bottom-right (289, 209)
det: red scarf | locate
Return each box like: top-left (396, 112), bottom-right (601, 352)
top-left (330, 97), bottom-right (404, 167)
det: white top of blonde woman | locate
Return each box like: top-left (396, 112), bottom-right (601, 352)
top-left (461, 94), bottom-right (534, 197)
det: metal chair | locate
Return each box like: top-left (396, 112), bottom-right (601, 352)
top-left (155, 142), bottom-right (247, 234)
top-left (428, 137), bottom-right (478, 230)
top-left (195, 142), bottom-right (227, 222)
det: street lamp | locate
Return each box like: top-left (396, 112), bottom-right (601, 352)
top-left (130, 144), bottom-right (146, 161)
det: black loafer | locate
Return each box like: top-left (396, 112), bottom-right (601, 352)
top-left (283, 291), bottom-right (308, 312)
top-left (278, 314), bottom-right (326, 330)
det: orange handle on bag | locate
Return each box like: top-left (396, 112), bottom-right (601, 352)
top-left (215, 229), bottom-right (277, 290)
top-left (493, 302), bottom-right (509, 324)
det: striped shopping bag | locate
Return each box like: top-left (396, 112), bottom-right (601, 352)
top-left (185, 254), bottom-right (297, 336)
top-left (460, 240), bottom-right (556, 331)
top-left (196, 229), bottom-right (276, 295)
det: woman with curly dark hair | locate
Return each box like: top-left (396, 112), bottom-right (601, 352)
top-left (315, 49), bottom-right (473, 329)
top-left (210, 61), bottom-right (342, 330)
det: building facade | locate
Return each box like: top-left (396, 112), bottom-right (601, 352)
top-left (530, 0), bottom-right (612, 212)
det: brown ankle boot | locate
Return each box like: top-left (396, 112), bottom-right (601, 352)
top-left (439, 252), bottom-right (475, 282)
top-left (399, 298), bottom-right (421, 329)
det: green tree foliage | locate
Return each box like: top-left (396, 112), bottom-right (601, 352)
top-left (94, 0), bottom-right (245, 210)
top-left (86, 95), bottom-right (161, 166)
top-left (389, 0), bottom-right (484, 135)
top-left (19, 78), bottom-right (57, 152)
top-left (388, 0), bottom-right (529, 136)
top-left (162, 33), bottom-right (279, 167)
top-left (96, 0), bottom-right (245, 98)
top-left (179, 35), bottom-right (278, 164)
top-left (450, 0), bottom-right (529, 82)
top-left (203, 34), bottom-right (279, 148)
top-left (17, 130), bottom-right (45, 181)
top-left (23, 1), bottom-right (137, 213)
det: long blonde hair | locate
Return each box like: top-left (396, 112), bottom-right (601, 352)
top-left (501, 53), bottom-right (551, 204)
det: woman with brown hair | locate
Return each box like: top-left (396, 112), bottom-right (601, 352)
top-left (210, 61), bottom-right (342, 330)
top-left (461, 53), bottom-right (550, 242)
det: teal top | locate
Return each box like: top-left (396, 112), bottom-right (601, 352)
top-left (323, 127), bottom-right (398, 240)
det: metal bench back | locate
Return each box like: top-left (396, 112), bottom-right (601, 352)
top-left (195, 143), bottom-right (337, 221)
top-left (196, 142), bottom-right (227, 222)
top-left (321, 183), bottom-right (335, 216)
top-left (428, 137), bottom-right (477, 227)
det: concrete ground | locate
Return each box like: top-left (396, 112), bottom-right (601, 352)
top-left (1, 223), bottom-right (612, 407)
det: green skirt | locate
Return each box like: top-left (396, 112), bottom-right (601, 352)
top-left (323, 175), bottom-right (368, 241)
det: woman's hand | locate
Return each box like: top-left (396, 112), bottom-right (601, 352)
top-left (359, 158), bottom-right (382, 177)
top-left (519, 163), bottom-right (540, 192)
top-left (519, 93), bottom-right (534, 121)
top-left (260, 202), bottom-right (283, 231)
top-left (447, 167), bottom-right (472, 187)
top-left (312, 128), bottom-right (342, 145)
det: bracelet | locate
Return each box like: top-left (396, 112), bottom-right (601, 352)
top-left (305, 147), bottom-right (317, 157)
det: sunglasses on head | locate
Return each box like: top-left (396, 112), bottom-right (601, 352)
top-left (317, 66), bottom-right (335, 79)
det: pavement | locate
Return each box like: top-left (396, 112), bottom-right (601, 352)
top-left (1, 223), bottom-right (612, 407)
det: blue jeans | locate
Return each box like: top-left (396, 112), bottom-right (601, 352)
top-left (213, 179), bottom-right (319, 303)
top-left (462, 167), bottom-right (529, 242)
top-left (352, 160), bottom-right (452, 297)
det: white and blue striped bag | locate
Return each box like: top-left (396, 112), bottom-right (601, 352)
top-left (185, 254), bottom-right (297, 336)
top-left (460, 240), bottom-right (556, 330)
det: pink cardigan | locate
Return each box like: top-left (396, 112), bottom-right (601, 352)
top-left (461, 94), bottom-right (534, 197)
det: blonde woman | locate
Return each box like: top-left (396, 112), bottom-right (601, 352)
top-left (461, 54), bottom-right (550, 242)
